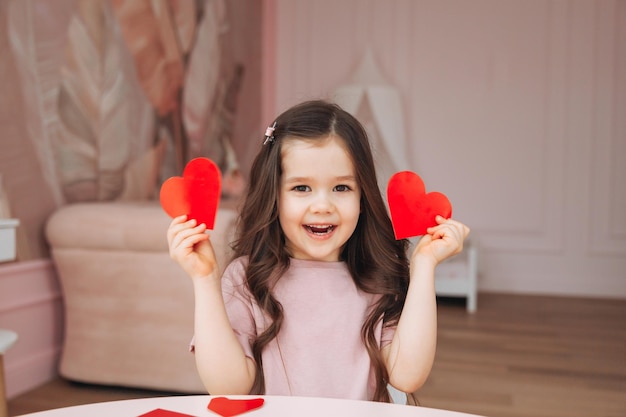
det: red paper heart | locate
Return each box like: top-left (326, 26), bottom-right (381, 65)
top-left (138, 409), bottom-right (196, 417)
top-left (160, 157), bottom-right (222, 229)
top-left (387, 171), bottom-right (452, 239)
top-left (207, 397), bottom-right (265, 417)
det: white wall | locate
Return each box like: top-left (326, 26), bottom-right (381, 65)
top-left (269, 0), bottom-right (626, 298)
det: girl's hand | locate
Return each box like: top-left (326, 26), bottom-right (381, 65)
top-left (167, 215), bottom-right (219, 280)
top-left (413, 216), bottom-right (470, 266)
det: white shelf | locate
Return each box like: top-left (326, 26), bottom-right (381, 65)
top-left (434, 242), bottom-right (478, 313)
top-left (0, 218), bottom-right (19, 262)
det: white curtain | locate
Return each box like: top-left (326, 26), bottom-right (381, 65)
top-left (333, 49), bottom-right (411, 194)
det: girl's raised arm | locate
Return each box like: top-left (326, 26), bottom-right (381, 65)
top-left (382, 216), bottom-right (470, 394)
top-left (167, 216), bottom-right (256, 394)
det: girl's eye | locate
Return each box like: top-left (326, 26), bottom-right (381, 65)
top-left (293, 185), bottom-right (310, 192)
top-left (334, 184), bottom-right (352, 192)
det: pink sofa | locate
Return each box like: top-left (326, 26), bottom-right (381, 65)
top-left (45, 201), bottom-right (238, 393)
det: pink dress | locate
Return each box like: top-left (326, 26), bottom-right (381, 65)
top-left (221, 257), bottom-right (395, 400)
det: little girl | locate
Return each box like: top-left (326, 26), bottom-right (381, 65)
top-left (167, 100), bottom-right (469, 402)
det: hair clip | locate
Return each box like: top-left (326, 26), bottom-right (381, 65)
top-left (263, 122), bottom-right (277, 145)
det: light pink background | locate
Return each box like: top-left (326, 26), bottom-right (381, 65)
top-left (266, 0), bottom-right (626, 299)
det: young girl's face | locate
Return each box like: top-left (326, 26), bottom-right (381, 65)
top-left (278, 135), bottom-right (361, 262)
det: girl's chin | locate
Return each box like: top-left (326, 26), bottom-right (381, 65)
top-left (288, 250), bottom-right (341, 262)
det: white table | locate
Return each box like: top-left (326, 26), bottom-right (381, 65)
top-left (16, 395), bottom-right (484, 417)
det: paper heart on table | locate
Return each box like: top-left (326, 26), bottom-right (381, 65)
top-left (160, 157), bottom-right (222, 229)
top-left (137, 408), bottom-right (196, 417)
top-left (387, 171), bottom-right (452, 239)
top-left (207, 397), bottom-right (265, 417)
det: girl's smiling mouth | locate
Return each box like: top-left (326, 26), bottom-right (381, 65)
top-left (304, 224), bottom-right (336, 235)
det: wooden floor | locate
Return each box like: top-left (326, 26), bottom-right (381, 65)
top-left (7, 293), bottom-right (626, 417)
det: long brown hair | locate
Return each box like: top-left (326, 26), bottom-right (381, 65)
top-left (232, 100), bottom-right (409, 402)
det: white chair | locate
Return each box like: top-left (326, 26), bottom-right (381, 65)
top-left (388, 385), bottom-right (420, 406)
top-left (434, 239), bottom-right (478, 313)
top-left (407, 237), bottom-right (478, 313)
top-left (0, 329), bottom-right (18, 417)
top-left (388, 384), bottom-right (406, 404)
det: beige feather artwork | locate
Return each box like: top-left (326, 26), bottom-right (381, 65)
top-left (57, 0), bottom-right (145, 202)
top-left (183, 0), bottom-right (246, 197)
top-left (112, 0), bottom-right (197, 175)
top-left (6, 0), bottom-right (77, 206)
top-left (182, 0), bottom-right (226, 159)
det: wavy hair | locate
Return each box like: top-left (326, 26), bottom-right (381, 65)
top-left (231, 100), bottom-right (409, 402)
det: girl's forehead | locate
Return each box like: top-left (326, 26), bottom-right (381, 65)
top-left (281, 134), bottom-right (350, 155)
top-left (280, 135), bottom-right (357, 178)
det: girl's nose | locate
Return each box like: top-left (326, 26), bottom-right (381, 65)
top-left (310, 192), bottom-right (334, 213)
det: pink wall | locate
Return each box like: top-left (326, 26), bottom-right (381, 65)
top-left (0, 260), bottom-right (63, 398)
top-left (269, 0), bottom-right (626, 298)
top-left (261, 0), bottom-right (277, 129)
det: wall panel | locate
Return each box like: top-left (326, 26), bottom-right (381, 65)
top-left (271, 0), bottom-right (626, 297)
top-left (589, 0), bottom-right (626, 256)
top-left (0, 260), bottom-right (63, 398)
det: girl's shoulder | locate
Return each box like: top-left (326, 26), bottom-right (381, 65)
top-left (221, 256), bottom-right (249, 286)
top-left (224, 255), bottom-right (249, 271)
